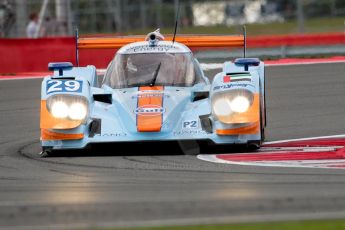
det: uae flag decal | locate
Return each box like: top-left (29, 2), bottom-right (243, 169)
top-left (223, 74), bottom-right (251, 83)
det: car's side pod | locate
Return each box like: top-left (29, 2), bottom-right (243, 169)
top-left (205, 58), bottom-right (264, 138)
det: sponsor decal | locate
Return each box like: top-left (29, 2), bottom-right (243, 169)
top-left (95, 133), bottom-right (127, 137)
top-left (131, 91), bottom-right (169, 99)
top-left (182, 120), bottom-right (199, 129)
top-left (136, 86), bottom-right (164, 132)
top-left (213, 83), bottom-right (255, 91)
top-left (135, 105), bottom-right (165, 116)
top-left (173, 130), bottom-right (208, 136)
top-left (126, 45), bottom-right (178, 53)
top-left (46, 80), bottom-right (82, 94)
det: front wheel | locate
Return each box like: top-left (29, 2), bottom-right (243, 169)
top-left (259, 83), bottom-right (266, 143)
top-left (40, 147), bottom-right (55, 157)
top-left (260, 104), bottom-right (265, 143)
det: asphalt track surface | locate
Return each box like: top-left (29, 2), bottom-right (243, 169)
top-left (1, 63), bottom-right (345, 229)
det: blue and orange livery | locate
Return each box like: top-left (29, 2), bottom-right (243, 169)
top-left (40, 30), bottom-right (266, 154)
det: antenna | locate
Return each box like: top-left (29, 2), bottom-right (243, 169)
top-left (75, 28), bottom-right (79, 67)
top-left (243, 25), bottom-right (246, 58)
top-left (172, 0), bottom-right (180, 45)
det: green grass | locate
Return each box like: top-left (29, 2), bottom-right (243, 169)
top-left (100, 219), bottom-right (345, 230)
top-left (123, 17), bottom-right (345, 36)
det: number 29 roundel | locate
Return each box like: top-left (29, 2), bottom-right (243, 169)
top-left (46, 80), bottom-right (83, 94)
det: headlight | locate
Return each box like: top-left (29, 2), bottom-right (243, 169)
top-left (69, 103), bottom-right (88, 120)
top-left (229, 96), bottom-right (250, 113)
top-left (47, 95), bottom-right (89, 121)
top-left (51, 101), bottom-right (69, 118)
top-left (212, 97), bottom-right (232, 117)
top-left (212, 89), bottom-right (254, 120)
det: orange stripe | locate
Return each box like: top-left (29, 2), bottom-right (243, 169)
top-left (40, 100), bottom-right (82, 129)
top-left (78, 35), bottom-right (244, 49)
top-left (137, 86), bottom-right (164, 132)
top-left (216, 122), bottom-right (260, 135)
top-left (41, 129), bottom-right (84, 141)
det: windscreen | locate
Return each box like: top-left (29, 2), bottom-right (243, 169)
top-left (104, 52), bottom-right (197, 88)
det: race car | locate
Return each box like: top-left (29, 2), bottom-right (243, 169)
top-left (40, 29), bottom-right (266, 155)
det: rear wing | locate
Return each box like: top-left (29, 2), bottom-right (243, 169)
top-left (77, 35), bottom-right (244, 49)
top-left (75, 27), bottom-right (247, 66)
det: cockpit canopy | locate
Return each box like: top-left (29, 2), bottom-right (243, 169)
top-left (103, 51), bottom-right (204, 89)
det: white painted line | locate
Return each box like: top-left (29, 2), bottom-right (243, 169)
top-left (197, 154), bottom-right (345, 169)
top-left (264, 134), bottom-right (345, 145)
top-left (200, 63), bottom-right (223, 70)
top-left (0, 76), bottom-right (47, 81)
top-left (5, 210), bottom-right (345, 230)
top-left (265, 59), bottom-right (345, 67)
top-left (198, 133), bottom-right (345, 169)
top-left (197, 154), bottom-right (233, 164)
top-left (200, 60), bottom-right (345, 70)
top-left (97, 69), bottom-right (107, 74)
top-left (258, 146), bottom-right (342, 152)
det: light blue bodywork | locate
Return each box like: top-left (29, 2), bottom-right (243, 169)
top-left (41, 44), bottom-right (266, 151)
